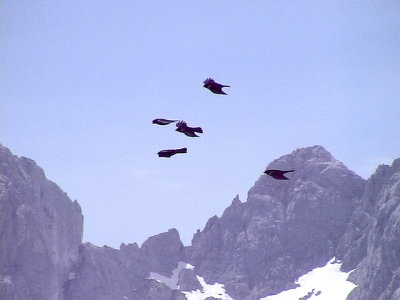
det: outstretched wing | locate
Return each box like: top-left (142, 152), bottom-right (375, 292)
top-left (157, 148), bottom-right (187, 158)
top-left (153, 118), bottom-right (178, 125)
top-left (264, 169), bottom-right (294, 180)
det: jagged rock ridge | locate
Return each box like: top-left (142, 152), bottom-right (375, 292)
top-left (1, 143), bottom-right (400, 300)
top-left (337, 158), bottom-right (400, 300)
top-left (0, 145), bottom-right (83, 300)
top-left (0, 144), bottom-right (186, 300)
top-left (65, 229), bottom-right (186, 300)
top-left (187, 145), bottom-right (366, 299)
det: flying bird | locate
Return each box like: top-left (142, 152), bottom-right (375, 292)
top-left (264, 169), bottom-right (295, 180)
top-left (203, 78), bottom-right (230, 95)
top-left (175, 121), bottom-right (203, 137)
top-left (157, 148), bottom-right (187, 158)
top-left (152, 118), bottom-right (178, 125)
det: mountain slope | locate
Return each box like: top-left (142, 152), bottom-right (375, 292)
top-left (187, 145), bottom-right (365, 299)
top-left (337, 158), bottom-right (400, 300)
top-left (1, 143), bottom-right (400, 299)
top-left (65, 229), bottom-right (186, 300)
top-left (0, 144), bottom-right (83, 300)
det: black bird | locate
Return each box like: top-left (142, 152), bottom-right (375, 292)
top-left (175, 121), bottom-right (203, 137)
top-left (157, 148), bottom-right (187, 158)
top-left (264, 169), bottom-right (295, 180)
top-left (203, 78), bottom-right (230, 95)
top-left (152, 118), bottom-right (178, 125)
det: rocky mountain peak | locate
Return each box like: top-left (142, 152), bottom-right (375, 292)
top-left (231, 194), bottom-right (241, 206)
top-left (141, 228), bottom-right (184, 276)
top-left (2, 143), bottom-right (400, 300)
top-left (0, 144), bottom-right (83, 300)
top-left (266, 145), bottom-right (338, 170)
top-left (337, 158), bottom-right (400, 300)
top-left (249, 145), bottom-right (364, 205)
top-left (188, 145), bottom-right (366, 299)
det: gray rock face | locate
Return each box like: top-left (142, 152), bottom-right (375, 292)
top-left (178, 269), bottom-right (202, 292)
top-left (2, 143), bottom-right (400, 300)
top-left (187, 146), bottom-right (365, 299)
top-left (141, 228), bottom-right (185, 276)
top-left (0, 144), bottom-right (83, 300)
top-left (0, 144), bottom-right (187, 300)
top-left (65, 242), bottom-right (186, 300)
top-left (65, 229), bottom-right (186, 300)
top-left (337, 158), bottom-right (400, 300)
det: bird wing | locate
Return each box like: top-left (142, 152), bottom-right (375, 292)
top-left (192, 127), bottom-right (203, 133)
top-left (283, 170), bottom-right (295, 174)
top-left (158, 150), bottom-right (172, 157)
top-left (184, 131), bottom-right (199, 137)
top-left (153, 118), bottom-right (178, 125)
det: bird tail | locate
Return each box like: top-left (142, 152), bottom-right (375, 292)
top-left (193, 127), bottom-right (203, 133)
top-left (284, 170), bottom-right (295, 173)
top-left (176, 148), bottom-right (187, 153)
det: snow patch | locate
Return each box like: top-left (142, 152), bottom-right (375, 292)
top-left (0, 275), bottom-right (12, 285)
top-left (261, 257), bottom-right (357, 300)
top-left (68, 272), bottom-right (76, 280)
top-left (148, 261), bottom-right (189, 290)
top-left (147, 262), bottom-right (232, 299)
top-left (183, 275), bottom-right (233, 300)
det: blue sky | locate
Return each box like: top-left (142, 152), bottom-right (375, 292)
top-left (2, 1), bottom-right (400, 248)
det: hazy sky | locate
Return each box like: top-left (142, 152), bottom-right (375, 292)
top-left (2, 1), bottom-right (400, 248)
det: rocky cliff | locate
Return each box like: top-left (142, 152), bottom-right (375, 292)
top-left (187, 145), bottom-right (365, 299)
top-left (1, 143), bottom-right (400, 300)
top-left (0, 144), bottom-right (186, 300)
top-left (0, 144), bottom-right (83, 300)
top-left (337, 158), bottom-right (400, 300)
top-left (65, 229), bottom-right (186, 300)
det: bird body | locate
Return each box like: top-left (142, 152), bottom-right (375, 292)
top-left (157, 148), bottom-right (187, 158)
top-left (152, 118), bottom-right (178, 125)
top-left (264, 169), bottom-right (294, 180)
top-left (203, 78), bottom-right (230, 95)
top-left (175, 121), bottom-right (203, 137)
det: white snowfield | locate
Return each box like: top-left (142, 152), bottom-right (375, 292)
top-left (262, 257), bottom-right (357, 300)
top-left (183, 276), bottom-right (233, 300)
top-left (148, 261), bottom-right (190, 290)
top-left (148, 258), bottom-right (356, 300)
top-left (148, 262), bottom-right (233, 300)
